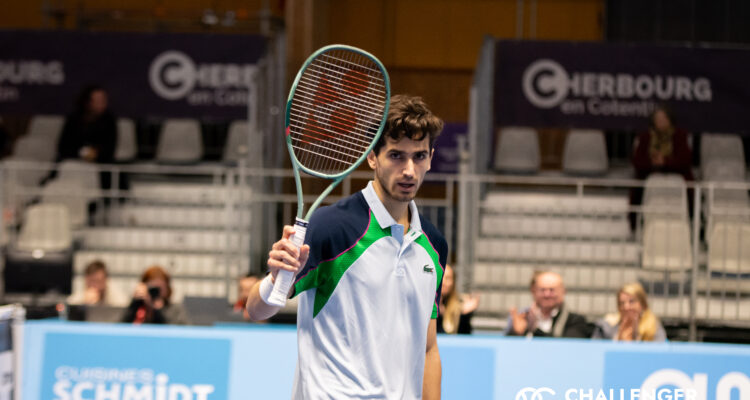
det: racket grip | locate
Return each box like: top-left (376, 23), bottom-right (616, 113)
top-left (267, 218), bottom-right (308, 306)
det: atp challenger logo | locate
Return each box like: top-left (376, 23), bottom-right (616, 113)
top-left (516, 387), bottom-right (556, 400)
top-left (149, 50), bottom-right (257, 106)
top-left (521, 58), bottom-right (712, 117)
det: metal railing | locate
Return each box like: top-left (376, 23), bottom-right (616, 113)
top-left (2, 159), bottom-right (750, 340)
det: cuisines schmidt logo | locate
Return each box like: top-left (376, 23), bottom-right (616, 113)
top-left (149, 50), bottom-right (257, 106)
top-left (521, 59), bottom-right (712, 117)
top-left (53, 366), bottom-right (216, 400)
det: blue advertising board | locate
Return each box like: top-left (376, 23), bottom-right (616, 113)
top-left (21, 321), bottom-right (750, 400)
top-left (41, 333), bottom-right (229, 400)
top-left (604, 350), bottom-right (750, 400)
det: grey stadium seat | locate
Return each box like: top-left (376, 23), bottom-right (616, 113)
top-left (26, 114), bottom-right (64, 143)
top-left (155, 118), bottom-right (203, 164)
top-left (223, 120), bottom-right (250, 164)
top-left (701, 133), bottom-right (746, 181)
top-left (562, 129), bottom-right (609, 176)
top-left (494, 126), bottom-right (540, 174)
top-left (115, 118), bottom-right (138, 162)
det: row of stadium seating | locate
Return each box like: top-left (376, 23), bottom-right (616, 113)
top-left (3, 176), bottom-right (252, 304)
top-left (472, 170), bottom-right (750, 328)
top-left (495, 127), bottom-right (746, 181)
top-left (7, 114), bottom-right (251, 166)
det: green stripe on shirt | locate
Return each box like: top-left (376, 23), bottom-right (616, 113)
top-left (294, 210), bottom-right (390, 318)
top-left (415, 234), bottom-right (444, 319)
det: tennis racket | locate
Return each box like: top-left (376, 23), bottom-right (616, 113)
top-left (267, 44), bottom-right (391, 306)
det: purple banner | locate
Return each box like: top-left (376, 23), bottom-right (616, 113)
top-left (0, 30), bottom-right (266, 119)
top-left (431, 122), bottom-right (466, 173)
top-left (495, 40), bottom-right (750, 133)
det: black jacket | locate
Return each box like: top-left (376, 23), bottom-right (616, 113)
top-left (506, 303), bottom-right (593, 338)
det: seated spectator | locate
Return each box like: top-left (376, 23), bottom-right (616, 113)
top-left (630, 105), bottom-right (694, 229)
top-left (121, 265), bottom-right (189, 325)
top-left (57, 84), bottom-right (116, 164)
top-left (505, 270), bottom-right (592, 338)
top-left (632, 106), bottom-right (693, 181)
top-left (55, 84), bottom-right (126, 199)
top-left (437, 264), bottom-right (479, 334)
top-left (67, 260), bottom-right (128, 307)
top-left (234, 273), bottom-right (263, 320)
top-left (592, 282), bottom-right (667, 342)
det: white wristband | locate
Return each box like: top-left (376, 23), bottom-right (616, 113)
top-left (259, 274), bottom-right (276, 306)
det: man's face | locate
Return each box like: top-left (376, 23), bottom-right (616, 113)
top-left (531, 272), bottom-right (565, 312)
top-left (85, 270), bottom-right (107, 294)
top-left (367, 136), bottom-right (432, 204)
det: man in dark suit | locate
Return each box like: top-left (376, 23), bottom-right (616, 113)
top-left (505, 270), bottom-right (592, 338)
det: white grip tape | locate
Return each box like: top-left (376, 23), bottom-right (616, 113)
top-left (267, 218), bottom-right (308, 306)
top-left (258, 274), bottom-right (274, 304)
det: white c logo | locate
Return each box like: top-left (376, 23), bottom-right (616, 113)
top-left (522, 59), bottom-right (569, 109)
top-left (515, 387), bottom-right (556, 400)
top-left (149, 51), bottom-right (196, 100)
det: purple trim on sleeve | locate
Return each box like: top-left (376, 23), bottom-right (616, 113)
top-left (423, 231), bottom-right (445, 318)
top-left (293, 209), bottom-right (373, 285)
top-left (422, 231), bottom-right (445, 273)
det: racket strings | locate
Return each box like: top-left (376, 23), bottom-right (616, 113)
top-left (290, 96), bottom-right (375, 147)
top-left (308, 59), bottom-right (386, 102)
top-left (289, 49), bottom-right (387, 175)
top-left (297, 75), bottom-right (384, 117)
top-left (295, 58), bottom-right (385, 142)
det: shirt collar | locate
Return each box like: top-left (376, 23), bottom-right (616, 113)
top-left (363, 181), bottom-right (422, 233)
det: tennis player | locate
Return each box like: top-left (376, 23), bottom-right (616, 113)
top-left (247, 94), bottom-right (447, 399)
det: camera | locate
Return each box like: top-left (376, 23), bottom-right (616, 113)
top-left (147, 286), bottom-right (160, 300)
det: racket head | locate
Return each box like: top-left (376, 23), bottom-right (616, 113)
top-left (285, 44), bottom-right (390, 179)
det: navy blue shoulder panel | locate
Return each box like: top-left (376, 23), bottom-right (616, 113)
top-left (419, 213), bottom-right (448, 310)
top-left (419, 214), bottom-right (448, 270)
top-left (293, 191), bottom-right (371, 289)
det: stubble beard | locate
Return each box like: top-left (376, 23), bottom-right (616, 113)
top-left (375, 170), bottom-right (418, 204)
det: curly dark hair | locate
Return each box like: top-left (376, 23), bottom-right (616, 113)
top-left (373, 94), bottom-right (444, 154)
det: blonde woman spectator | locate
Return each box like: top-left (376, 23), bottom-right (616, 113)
top-left (437, 264), bottom-right (479, 334)
top-left (593, 282), bottom-right (666, 342)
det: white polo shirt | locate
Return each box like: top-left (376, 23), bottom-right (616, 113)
top-left (291, 182), bottom-right (447, 399)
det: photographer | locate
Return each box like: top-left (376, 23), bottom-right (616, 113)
top-left (121, 265), bottom-right (189, 325)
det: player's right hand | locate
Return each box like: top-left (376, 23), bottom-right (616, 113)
top-left (267, 225), bottom-right (310, 281)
